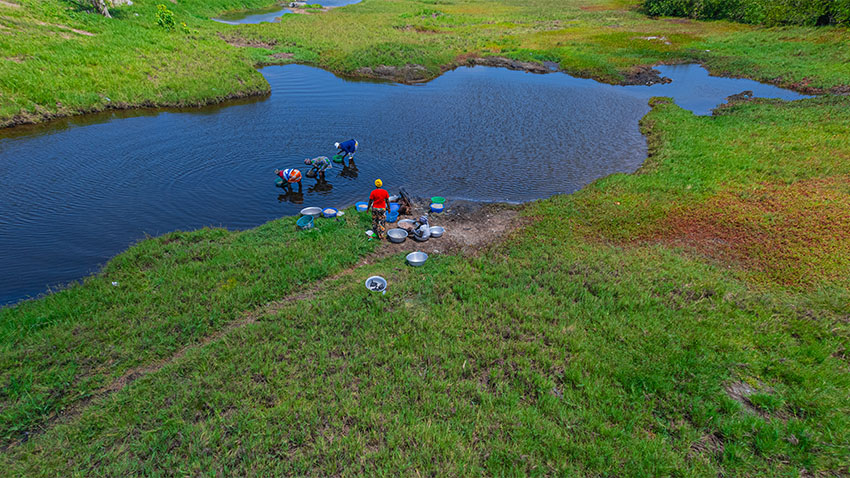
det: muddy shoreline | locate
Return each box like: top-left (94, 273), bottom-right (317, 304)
top-left (352, 56), bottom-right (675, 86)
top-left (377, 199), bottom-right (524, 256)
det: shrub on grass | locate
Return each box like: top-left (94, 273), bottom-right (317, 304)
top-left (156, 4), bottom-right (175, 31)
top-left (641, 0), bottom-right (850, 26)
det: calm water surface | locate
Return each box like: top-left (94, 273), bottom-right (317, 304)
top-left (212, 0), bottom-right (361, 24)
top-left (0, 64), bottom-right (809, 305)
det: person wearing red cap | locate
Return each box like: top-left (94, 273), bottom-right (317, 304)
top-left (367, 178), bottom-right (389, 239)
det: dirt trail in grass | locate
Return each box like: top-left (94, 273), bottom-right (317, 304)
top-left (4, 202), bottom-right (521, 451)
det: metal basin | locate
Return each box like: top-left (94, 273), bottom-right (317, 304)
top-left (387, 228), bottom-right (408, 243)
top-left (397, 219), bottom-right (416, 229)
top-left (430, 226), bottom-right (445, 238)
top-left (406, 251), bottom-right (428, 267)
top-left (365, 275), bottom-right (387, 292)
top-left (300, 206), bottom-right (322, 217)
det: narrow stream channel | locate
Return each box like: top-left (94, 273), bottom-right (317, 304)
top-left (0, 64), bottom-right (809, 305)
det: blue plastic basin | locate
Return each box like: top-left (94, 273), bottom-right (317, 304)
top-left (296, 215), bottom-right (314, 230)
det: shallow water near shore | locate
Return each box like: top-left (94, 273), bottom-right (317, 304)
top-left (0, 64), bottom-right (809, 305)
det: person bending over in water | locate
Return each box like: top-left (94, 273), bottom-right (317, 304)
top-left (334, 139), bottom-right (359, 167)
top-left (367, 178), bottom-right (389, 240)
top-left (304, 156), bottom-right (332, 182)
top-left (275, 168), bottom-right (302, 193)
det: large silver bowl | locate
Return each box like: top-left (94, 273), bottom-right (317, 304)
top-left (406, 251), bottom-right (428, 267)
top-left (397, 219), bottom-right (416, 229)
top-left (300, 207), bottom-right (322, 217)
top-left (387, 228), bottom-right (408, 243)
top-left (430, 226), bottom-right (445, 238)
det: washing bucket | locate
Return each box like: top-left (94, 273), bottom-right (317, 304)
top-left (296, 215), bottom-right (314, 230)
top-left (430, 203), bottom-right (444, 213)
top-left (332, 154), bottom-right (345, 163)
top-left (386, 211), bottom-right (399, 223)
top-left (356, 202), bottom-right (368, 212)
top-left (389, 203), bottom-right (400, 213)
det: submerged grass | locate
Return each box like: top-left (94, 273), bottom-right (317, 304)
top-left (2, 96), bottom-right (849, 476)
top-left (0, 211), bottom-right (375, 447)
top-left (2, 0), bottom-right (849, 127)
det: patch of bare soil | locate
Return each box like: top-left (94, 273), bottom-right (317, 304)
top-left (724, 380), bottom-right (775, 418)
top-left (462, 56), bottom-right (550, 74)
top-left (379, 199), bottom-right (522, 257)
top-left (288, 6), bottom-right (331, 14)
top-left (36, 20), bottom-right (94, 36)
top-left (270, 52), bottom-right (294, 60)
top-left (219, 33), bottom-right (277, 49)
top-left (579, 4), bottom-right (617, 11)
top-left (623, 65), bottom-right (672, 86)
top-left (393, 24), bottom-right (443, 34)
top-left (689, 432), bottom-right (724, 459)
top-left (778, 76), bottom-right (850, 95)
top-left (354, 64), bottom-right (430, 83)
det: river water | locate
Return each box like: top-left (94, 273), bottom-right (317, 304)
top-left (212, 0), bottom-right (362, 24)
top-left (0, 64), bottom-right (809, 305)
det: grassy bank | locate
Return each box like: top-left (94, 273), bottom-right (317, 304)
top-left (0, 212), bottom-right (375, 447)
top-left (2, 0), bottom-right (849, 128)
top-left (2, 97), bottom-right (849, 475)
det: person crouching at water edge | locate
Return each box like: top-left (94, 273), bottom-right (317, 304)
top-left (275, 168), bottom-right (302, 193)
top-left (304, 156), bottom-right (332, 182)
top-left (334, 139), bottom-right (358, 167)
top-left (367, 179), bottom-right (389, 240)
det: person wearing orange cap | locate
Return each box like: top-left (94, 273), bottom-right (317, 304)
top-left (367, 178), bottom-right (389, 239)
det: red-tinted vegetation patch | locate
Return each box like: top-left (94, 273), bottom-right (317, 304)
top-left (653, 177), bottom-right (850, 287)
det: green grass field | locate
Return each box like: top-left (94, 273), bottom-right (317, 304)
top-left (0, 212), bottom-right (377, 449)
top-left (1, 0), bottom-right (849, 475)
top-left (2, 96), bottom-right (849, 475)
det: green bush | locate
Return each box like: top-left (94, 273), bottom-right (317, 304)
top-left (155, 4), bottom-right (175, 31)
top-left (641, 0), bottom-right (849, 26)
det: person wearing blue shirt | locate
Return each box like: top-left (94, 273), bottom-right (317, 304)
top-left (334, 139), bottom-right (359, 167)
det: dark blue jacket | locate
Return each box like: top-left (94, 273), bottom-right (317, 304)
top-left (339, 139), bottom-right (358, 153)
